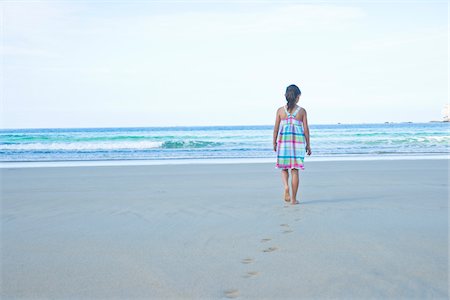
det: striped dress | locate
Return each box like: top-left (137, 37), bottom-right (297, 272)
top-left (276, 105), bottom-right (306, 170)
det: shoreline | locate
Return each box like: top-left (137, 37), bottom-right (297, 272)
top-left (1, 154), bottom-right (448, 169)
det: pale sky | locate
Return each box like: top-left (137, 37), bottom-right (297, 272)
top-left (1, 0), bottom-right (448, 129)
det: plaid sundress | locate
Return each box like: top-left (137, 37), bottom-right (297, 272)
top-left (276, 106), bottom-right (306, 170)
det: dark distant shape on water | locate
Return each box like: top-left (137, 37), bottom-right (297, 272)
top-left (0, 123), bottom-right (449, 162)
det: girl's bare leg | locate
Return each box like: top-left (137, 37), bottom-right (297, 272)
top-left (291, 168), bottom-right (299, 204)
top-left (281, 169), bottom-right (290, 202)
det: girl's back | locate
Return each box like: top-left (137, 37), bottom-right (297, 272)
top-left (278, 105), bottom-right (305, 123)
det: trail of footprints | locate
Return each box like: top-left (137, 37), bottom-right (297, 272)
top-left (223, 215), bottom-right (303, 298)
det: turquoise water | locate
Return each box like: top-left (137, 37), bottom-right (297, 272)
top-left (0, 123), bottom-right (448, 162)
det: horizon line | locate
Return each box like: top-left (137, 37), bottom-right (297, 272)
top-left (0, 121), bottom-right (447, 130)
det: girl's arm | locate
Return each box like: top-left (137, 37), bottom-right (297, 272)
top-left (302, 109), bottom-right (312, 155)
top-left (273, 109), bottom-right (281, 152)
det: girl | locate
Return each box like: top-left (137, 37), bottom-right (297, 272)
top-left (273, 84), bottom-right (311, 205)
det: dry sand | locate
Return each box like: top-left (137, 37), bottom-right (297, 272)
top-left (1, 159), bottom-right (448, 299)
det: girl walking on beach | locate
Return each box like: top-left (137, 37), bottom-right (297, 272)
top-left (273, 84), bottom-right (311, 205)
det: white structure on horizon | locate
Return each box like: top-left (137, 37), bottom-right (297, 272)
top-left (443, 104), bottom-right (450, 122)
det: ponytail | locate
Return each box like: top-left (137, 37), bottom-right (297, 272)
top-left (285, 84), bottom-right (301, 112)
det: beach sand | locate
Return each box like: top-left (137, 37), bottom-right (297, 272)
top-left (1, 159), bottom-right (448, 299)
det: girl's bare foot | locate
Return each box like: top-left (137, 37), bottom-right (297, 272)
top-left (291, 200), bottom-right (299, 205)
top-left (284, 187), bottom-right (290, 202)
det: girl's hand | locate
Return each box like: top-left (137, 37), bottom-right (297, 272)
top-left (273, 142), bottom-right (277, 152)
top-left (306, 145), bottom-right (312, 156)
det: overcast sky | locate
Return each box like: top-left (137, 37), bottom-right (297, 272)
top-left (1, 0), bottom-right (448, 129)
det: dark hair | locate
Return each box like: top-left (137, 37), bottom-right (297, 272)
top-left (285, 84), bottom-right (301, 111)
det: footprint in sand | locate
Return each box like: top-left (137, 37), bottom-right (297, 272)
top-left (283, 229), bottom-right (293, 234)
top-left (224, 289), bottom-right (239, 298)
top-left (242, 271), bottom-right (260, 278)
top-left (280, 224), bottom-right (289, 228)
top-left (241, 258), bottom-right (254, 264)
top-left (260, 238), bottom-right (272, 243)
top-left (262, 246), bottom-right (279, 253)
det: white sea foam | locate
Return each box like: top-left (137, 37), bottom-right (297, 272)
top-left (0, 141), bottom-right (164, 150)
top-left (423, 136), bottom-right (450, 142)
top-left (0, 155), bottom-right (448, 168)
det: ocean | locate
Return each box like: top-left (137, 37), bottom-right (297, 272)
top-left (0, 123), bottom-right (449, 165)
